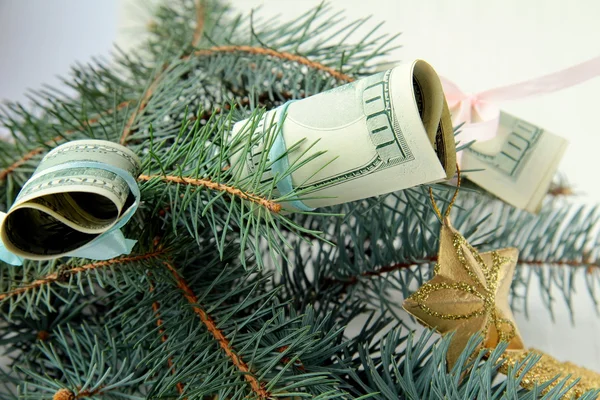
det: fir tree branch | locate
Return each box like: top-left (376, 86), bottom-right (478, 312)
top-left (119, 74), bottom-right (163, 145)
top-left (323, 257), bottom-right (437, 289)
top-left (52, 386), bottom-right (106, 399)
top-left (17, 324), bottom-right (150, 399)
top-left (163, 261), bottom-right (270, 399)
top-left (0, 148), bottom-right (43, 182)
top-left (0, 44), bottom-right (350, 183)
top-left (0, 249), bottom-right (167, 302)
top-left (325, 256), bottom-right (600, 291)
top-left (520, 258), bottom-right (600, 270)
top-left (188, 46), bottom-right (354, 82)
top-left (138, 174), bottom-right (282, 213)
top-left (191, 0), bottom-right (206, 48)
top-left (0, 101), bottom-right (131, 182)
top-left (149, 281), bottom-right (187, 397)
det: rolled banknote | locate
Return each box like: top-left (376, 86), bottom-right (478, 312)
top-left (231, 59), bottom-right (456, 210)
top-left (461, 112), bottom-right (568, 213)
top-left (0, 140), bottom-right (141, 264)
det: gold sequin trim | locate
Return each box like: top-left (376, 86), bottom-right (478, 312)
top-left (499, 349), bottom-right (600, 399)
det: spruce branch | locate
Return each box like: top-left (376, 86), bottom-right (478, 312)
top-left (148, 280), bottom-right (187, 397)
top-left (3, 1), bottom-right (600, 398)
top-left (163, 260), bottom-right (270, 398)
top-left (191, 0), bottom-right (207, 48)
top-left (343, 327), bottom-right (600, 399)
top-left (1, 0), bottom-right (393, 188)
top-left (0, 41), bottom-right (354, 184)
top-left (0, 293), bottom-right (99, 363)
top-left (0, 101), bottom-right (132, 182)
top-left (282, 186), bottom-right (600, 319)
top-left (0, 248), bottom-right (169, 320)
top-left (189, 46), bottom-right (354, 82)
top-left (119, 73), bottom-right (163, 145)
top-left (137, 174), bottom-right (282, 213)
top-left (0, 250), bottom-right (167, 302)
top-left (16, 324), bottom-right (151, 399)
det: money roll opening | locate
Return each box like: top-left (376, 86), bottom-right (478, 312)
top-left (230, 59), bottom-right (456, 211)
top-left (0, 140), bottom-right (141, 261)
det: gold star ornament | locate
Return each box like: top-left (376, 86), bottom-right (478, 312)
top-left (402, 217), bottom-right (525, 369)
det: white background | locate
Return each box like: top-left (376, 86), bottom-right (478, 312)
top-left (1, 0), bottom-right (600, 372)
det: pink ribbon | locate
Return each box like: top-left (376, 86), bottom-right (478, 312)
top-left (441, 55), bottom-right (600, 146)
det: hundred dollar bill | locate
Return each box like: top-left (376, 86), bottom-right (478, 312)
top-left (231, 59), bottom-right (456, 210)
top-left (0, 140), bottom-right (141, 260)
top-left (461, 112), bottom-right (568, 213)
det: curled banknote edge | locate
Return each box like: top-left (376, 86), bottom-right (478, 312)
top-left (0, 140), bottom-right (141, 266)
top-left (461, 112), bottom-right (568, 213)
top-left (230, 59), bottom-right (456, 211)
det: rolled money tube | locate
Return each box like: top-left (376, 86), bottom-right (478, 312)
top-left (231, 59), bottom-right (456, 210)
top-left (0, 140), bottom-right (141, 261)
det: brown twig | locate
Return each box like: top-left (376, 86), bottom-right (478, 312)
top-left (277, 346), bottom-right (305, 371)
top-left (520, 258), bottom-right (600, 274)
top-left (189, 46), bottom-right (354, 82)
top-left (0, 44), bottom-right (350, 182)
top-left (75, 387), bottom-right (104, 399)
top-left (548, 185), bottom-right (576, 197)
top-left (150, 281), bottom-right (186, 396)
top-left (53, 386), bottom-right (106, 400)
top-left (191, 0), bottom-right (206, 48)
top-left (119, 75), bottom-right (163, 145)
top-left (323, 257), bottom-right (438, 288)
top-left (163, 261), bottom-right (269, 399)
top-left (0, 101), bottom-right (131, 182)
top-left (137, 174), bottom-right (282, 213)
top-left (0, 249), bottom-right (168, 302)
top-left (325, 256), bottom-right (600, 289)
top-left (361, 257), bottom-right (438, 278)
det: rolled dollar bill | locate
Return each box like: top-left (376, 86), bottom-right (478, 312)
top-left (462, 112), bottom-right (568, 213)
top-left (0, 140), bottom-right (141, 264)
top-left (231, 59), bottom-right (456, 210)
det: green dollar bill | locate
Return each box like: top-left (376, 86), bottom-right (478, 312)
top-left (462, 112), bottom-right (568, 212)
top-left (232, 59), bottom-right (456, 210)
top-left (0, 140), bottom-right (141, 259)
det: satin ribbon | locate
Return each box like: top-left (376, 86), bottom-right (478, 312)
top-left (269, 101), bottom-right (315, 212)
top-left (441, 55), bottom-right (600, 146)
top-left (0, 161), bottom-right (139, 266)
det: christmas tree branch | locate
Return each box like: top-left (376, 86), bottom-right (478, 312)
top-left (327, 256), bottom-right (600, 290)
top-left (138, 174), bottom-right (282, 213)
top-left (150, 282), bottom-right (187, 397)
top-left (0, 101), bottom-right (131, 182)
top-left (122, 0), bottom-right (206, 145)
top-left (17, 324), bottom-right (151, 398)
top-left (163, 261), bottom-right (270, 399)
top-left (324, 258), bottom-right (437, 289)
top-left (188, 46), bottom-right (354, 82)
top-left (0, 249), bottom-right (167, 302)
top-left (2, 2), bottom-right (393, 190)
top-left (119, 74), bottom-right (163, 145)
top-left (0, 45), bottom-right (349, 183)
top-left (53, 387), bottom-right (105, 400)
top-left (191, 0), bottom-right (206, 48)
top-left (521, 259), bottom-right (600, 271)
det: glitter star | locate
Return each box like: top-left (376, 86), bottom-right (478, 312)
top-left (403, 219), bottom-right (524, 369)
